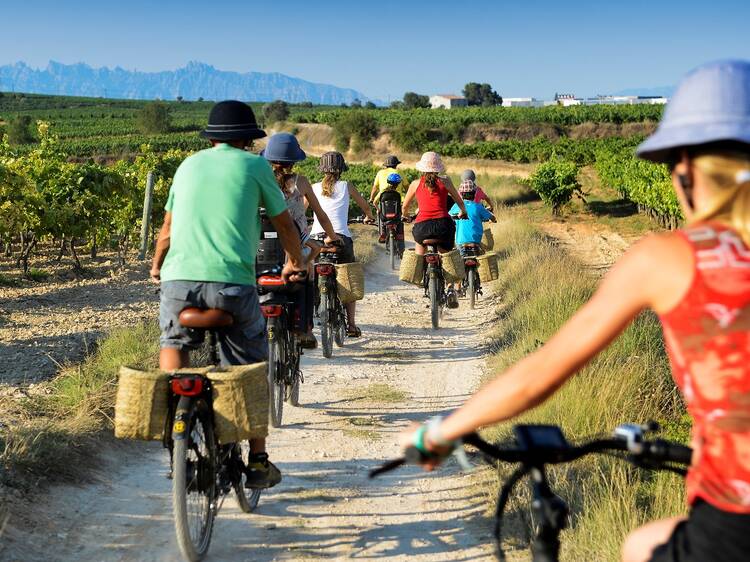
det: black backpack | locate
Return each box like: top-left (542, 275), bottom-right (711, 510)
top-left (379, 190), bottom-right (402, 221)
top-left (256, 209), bottom-right (285, 269)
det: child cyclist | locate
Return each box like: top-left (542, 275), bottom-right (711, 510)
top-left (450, 179), bottom-right (496, 249)
top-left (400, 60), bottom-right (750, 562)
top-left (374, 172), bottom-right (406, 255)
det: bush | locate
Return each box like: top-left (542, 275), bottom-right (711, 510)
top-left (263, 100), bottom-right (290, 124)
top-left (6, 115), bottom-right (35, 145)
top-left (332, 111), bottom-right (378, 152)
top-left (527, 158), bottom-right (584, 214)
top-left (136, 101), bottom-right (171, 134)
top-left (403, 92), bottom-right (430, 109)
top-left (390, 119), bottom-right (431, 153)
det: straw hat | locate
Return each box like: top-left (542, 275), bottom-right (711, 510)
top-left (415, 151), bottom-right (445, 173)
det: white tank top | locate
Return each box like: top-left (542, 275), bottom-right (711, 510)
top-left (311, 180), bottom-right (351, 238)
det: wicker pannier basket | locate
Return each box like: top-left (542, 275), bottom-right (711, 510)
top-left (399, 249), bottom-right (425, 285)
top-left (114, 366), bottom-right (170, 440)
top-left (207, 364), bottom-right (268, 444)
top-left (441, 249), bottom-right (466, 284)
top-left (478, 252), bottom-right (500, 283)
top-left (481, 228), bottom-right (495, 251)
top-left (335, 262), bottom-right (365, 304)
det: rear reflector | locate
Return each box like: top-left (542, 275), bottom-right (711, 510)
top-left (425, 254), bottom-right (440, 264)
top-left (316, 264), bottom-right (334, 275)
top-left (261, 304), bottom-right (283, 318)
top-left (171, 376), bottom-right (204, 396)
top-left (385, 213), bottom-right (397, 218)
top-left (464, 259), bottom-right (477, 266)
top-left (258, 275), bottom-right (285, 287)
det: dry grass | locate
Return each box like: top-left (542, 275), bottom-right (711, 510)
top-left (479, 213), bottom-right (688, 561)
top-left (347, 383), bottom-right (408, 403)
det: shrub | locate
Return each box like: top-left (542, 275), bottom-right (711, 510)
top-left (403, 92), bottom-right (430, 109)
top-left (6, 115), bottom-right (35, 145)
top-left (263, 100), bottom-right (290, 124)
top-left (390, 119), bottom-right (431, 153)
top-left (527, 158), bottom-right (584, 215)
top-left (332, 111), bottom-right (378, 152)
top-left (136, 101), bottom-right (171, 134)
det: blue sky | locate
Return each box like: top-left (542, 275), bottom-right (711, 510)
top-left (2, 0), bottom-right (749, 101)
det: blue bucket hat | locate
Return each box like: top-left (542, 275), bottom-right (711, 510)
top-left (261, 132), bottom-right (306, 163)
top-left (637, 60), bottom-right (750, 162)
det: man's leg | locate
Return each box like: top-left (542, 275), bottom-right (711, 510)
top-left (160, 348), bottom-right (189, 370)
top-left (159, 281), bottom-right (201, 370)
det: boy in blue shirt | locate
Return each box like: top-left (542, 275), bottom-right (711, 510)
top-left (450, 179), bottom-right (496, 247)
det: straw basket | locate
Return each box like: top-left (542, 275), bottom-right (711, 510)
top-left (481, 228), bottom-right (495, 251)
top-left (114, 366), bottom-right (170, 440)
top-left (441, 249), bottom-right (466, 284)
top-left (335, 262), bottom-right (365, 304)
top-left (399, 249), bottom-right (425, 285)
top-left (478, 252), bottom-right (500, 283)
top-left (208, 364), bottom-right (268, 444)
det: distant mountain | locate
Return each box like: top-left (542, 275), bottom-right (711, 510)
top-left (0, 61), bottom-right (372, 105)
top-left (613, 85), bottom-right (674, 98)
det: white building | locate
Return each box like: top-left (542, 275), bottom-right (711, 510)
top-left (580, 95), bottom-right (669, 106)
top-left (429, 94), bottom-right (468, 109)
top-left (502, 97), bottom-right (545, 108)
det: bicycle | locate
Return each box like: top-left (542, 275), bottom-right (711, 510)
top-left (459, 243), bottom-right (482, 310)
top-left (312, 239), bottom-right (348, 359)
top-left (379, 196), bottom-right (404, 270)
top-left (372, 421), bottom-right (692, 562)
top-left (257, 267), bottom-right (304, 428)
top-left (166, 307), bottom-right (264, 561)
top-left (421, 239), bottom-right (447, 330)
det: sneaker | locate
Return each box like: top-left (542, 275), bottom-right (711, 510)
top-left (299, 332), bottom-right (318, 349)
top-left (245, 452), bottom-right (282, 489)
top-left (446, 290), bottom-right (459, 309)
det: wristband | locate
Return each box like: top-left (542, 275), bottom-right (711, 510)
top-left (412, 425), bottom-right (432, 455)
top-left (425, 416), bottom-right (454, 448)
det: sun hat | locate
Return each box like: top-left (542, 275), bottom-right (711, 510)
top-left (383, 155), bottom-right (401, 168)
top-left (261, 132), bottom-right (306, 163)
top-left (318, 151), bottom-right (348, 173)
top-left (415, 151), bottom-right (445, 173)
top-left (637, 60), bottom-right (750, 163)
top-left (201, 100), bottom-right (266, 141)
top-left (460, 169), bottom-right (476, 182)
top-left (459, 179), bottom-right (476, 194)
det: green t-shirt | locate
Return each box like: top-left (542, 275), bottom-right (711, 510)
top-left (161, 144), bottom-right (288, 285)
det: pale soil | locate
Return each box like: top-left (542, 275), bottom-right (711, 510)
top-left (2, 248), bottom-right (502, 562)
top-left (540, 221), bottom-right (634, 273)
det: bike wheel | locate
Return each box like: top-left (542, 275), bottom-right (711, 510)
top-left (319, 294), bottom-right (334, 358)
top-left (334, 302), bottom-right (346, 347)
top-left (232, 441), bottom-right (262, 513)
top-left (267, 326), bottom-right (284, 428)
top-left (286, 338), bottom-right (301, 406)
top-left (429, 273), bottom-right (440, 330)
top-left (172, 397), bottom-right (216, 562)
top-left (389, 236), bottom-right (397, 270)
top-left (468, 269), bottom-right (477, 310)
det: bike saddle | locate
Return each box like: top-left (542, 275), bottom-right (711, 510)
top-left (421, 238), bottom-right (443, 246)
top-left (463, 243), bottom-right (481, 249)
top-left (179, 308), bottom-right (234, 329)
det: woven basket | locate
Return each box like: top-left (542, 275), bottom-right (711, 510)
top-left (336, 262), bottom-right (365, 304)
top-left (481, 228), bottom-right (495, 251)
top-left (441, 249), bottom-right (466, 284)
top-left (208, 364), bottom-right (268, 444)
top-left (399, 249), bottom-right (425, 286)
top-left (114, 366), bottom-right (170, 440)
top-left (478, 252), bottom-right (500, 283)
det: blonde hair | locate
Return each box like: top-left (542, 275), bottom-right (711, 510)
top-left (321, 172), bottom-right (340, 197)
top-left (691, 150), bottom-right (750, 244)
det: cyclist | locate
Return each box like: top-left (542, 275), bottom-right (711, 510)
top-left (370, 154), bottom-right (403, 204)
top-left (151, 100), bottom-right (306, 490)
top-left (400, 60), bottom-right (750, 562)
top-left (450, 179), bottom-right (497, 249)
top-left (460, 169), bottom-right (494, 212)
top-left (310, 151), bottom-right (375, 338)
top-left (262, 132), bottom-right (341, 349)
top-left (374, 172), bottom-right (406, 255)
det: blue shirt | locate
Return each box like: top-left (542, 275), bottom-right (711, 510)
top-left (450, 200), bottom-right (493, 245)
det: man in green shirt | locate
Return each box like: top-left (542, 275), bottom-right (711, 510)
top-left (150, 100), bottom-right (305, 489)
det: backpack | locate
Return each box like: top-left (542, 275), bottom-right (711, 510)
top-left (256, 209), bottom-right (286, 270)
top-left (379, 190), bottom-right (402, 221)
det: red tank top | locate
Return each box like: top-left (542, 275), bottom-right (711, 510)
top-left (659, 224), bottom-right (750, 513)
top-left (415, 177), bottom-right (449, 222)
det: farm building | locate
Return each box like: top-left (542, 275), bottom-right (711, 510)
top-left (429, 94), bottom-right (468, 109)
top-left (502, 97), bottom-right (545, 108)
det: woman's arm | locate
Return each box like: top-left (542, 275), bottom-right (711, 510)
top-left (348, 183), bottom-right (375, 221)
top-left (428, 234), bottom-right (692, 444)
top-left (299, 176), bottom-right (339, 241)
top-left (402, 180), bottom-right (419, 217)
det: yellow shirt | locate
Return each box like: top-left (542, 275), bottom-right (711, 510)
top-left (372, 167), bottom-right (405, 204)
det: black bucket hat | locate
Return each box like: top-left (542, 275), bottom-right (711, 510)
top-left (200, 100), bottom-right (266, 141)
top-left (383, 155), bottom-right (401, 168)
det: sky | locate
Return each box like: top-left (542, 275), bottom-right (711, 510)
top-left (1, 0), bottom-right (749, 101)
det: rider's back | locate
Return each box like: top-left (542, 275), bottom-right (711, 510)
top-left (415, 177), bottom-right (449, 222)
top-left (161, 144), bottom-right (287, 285)
top-left (660, 222), bottom-right (750, 514)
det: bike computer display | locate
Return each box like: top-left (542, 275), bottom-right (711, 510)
top-left (514, 424), bottom-right (569, 451)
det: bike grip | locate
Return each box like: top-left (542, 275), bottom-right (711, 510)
top-left (369, 458), bottom-right (405, 478)
top-left (650, 440), bottom-right (693, 465)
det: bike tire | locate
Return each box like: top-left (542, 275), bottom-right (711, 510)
top-left (429, 273), bottom-right (440, 330)
top-left (232, 441), bottom-right (262, 513)
top-left (334, 302), bottom-right (346, 348)
top-left (286, 339), bottom-right (301, 406)
top-left (389, 236), bottom-right (397, 270)
top-left (267, 326), bottom-right (284, 428)
top-left (468, 269), bottom-right (477, 310)
top-left (319, 294), bottom-right (334, 358)
top-left (172, 396), bottom-right (216, 562)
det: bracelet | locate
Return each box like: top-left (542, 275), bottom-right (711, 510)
top-left (412, 424), bottom-right (431, 454)
top-left (425, 416), bottom-right (455, 449)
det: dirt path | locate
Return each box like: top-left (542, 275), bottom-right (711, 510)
top-left (540, 221), bottom-right (633, 274)
top-left (9, 250), bottom-right (498, 562)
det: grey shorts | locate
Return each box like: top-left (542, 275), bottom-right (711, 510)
top-left (159, 281), bottom-right (267, 366)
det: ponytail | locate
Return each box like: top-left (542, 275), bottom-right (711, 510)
top-left (423, 172), bottom-right (439, 194)
top-left (321, 172), bottom-right (340, 197)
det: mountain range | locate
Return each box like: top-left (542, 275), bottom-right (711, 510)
top-left (0, 61), bottom-right (371, 105)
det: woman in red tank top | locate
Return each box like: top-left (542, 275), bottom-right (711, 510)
top-left (398, 61), bottom-right (750, 562)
